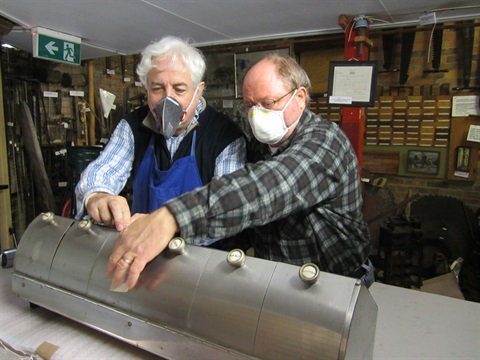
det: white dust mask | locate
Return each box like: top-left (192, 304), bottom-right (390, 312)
top-left (247, 89), bottom-right (298, 145)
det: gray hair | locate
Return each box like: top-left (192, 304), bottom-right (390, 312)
top-left (137, 36), bottom-right (206, 88)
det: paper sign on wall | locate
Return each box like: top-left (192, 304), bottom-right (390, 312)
top-left (452, 95), bottom-right (480, 117)
top-left (467, 124), bottom-right (480, 143)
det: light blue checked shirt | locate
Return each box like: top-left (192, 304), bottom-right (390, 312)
top-left (75, 100), bottom-right (247, 239)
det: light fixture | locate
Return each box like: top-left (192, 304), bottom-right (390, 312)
top-left (354, 16), bottom-right (369, 29)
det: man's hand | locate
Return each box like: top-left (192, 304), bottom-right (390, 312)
top-left (86, 192), bottom-right (131, 231)
top-left (107, 206), bottom-right (180, 291)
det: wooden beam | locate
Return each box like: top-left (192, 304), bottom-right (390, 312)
top-left (338, 15), bottom-right (351, 30)
top-left (0, 64), bottom-right (13, 250)
top-left (354, 35), bottom-right (373, 47)
top-left (88, 60), bottom-right (96, 145)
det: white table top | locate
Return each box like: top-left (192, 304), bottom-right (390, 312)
top-left (369, 282), bottom-right (480, 359)
top-left (1, 267), bottom-right (479, 359)
top-left (0, 268), bottom-right (158, 359)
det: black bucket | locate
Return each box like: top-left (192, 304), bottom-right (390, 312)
top-left (67, 146), bottom-right (103, 175)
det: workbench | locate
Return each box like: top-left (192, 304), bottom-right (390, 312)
top-left (1, 267), bottom-right (479, 359)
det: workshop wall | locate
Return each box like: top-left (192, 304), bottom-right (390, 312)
top-left (365, 22), bottom-right (480, 213)
top-left (299, 22), bottom-right (480, 214)
top-left (1, 19), bottom-right (479, 240)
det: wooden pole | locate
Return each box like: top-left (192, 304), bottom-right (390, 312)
top-left (0, 65), bottom-right (14, 250)
top-left (88, 60), bottom-right (96, 145)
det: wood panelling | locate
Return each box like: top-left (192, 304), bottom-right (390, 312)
top-left (299, 48), bottom-right (343, 94)
top-left (363, 151), bottom-right (400, 175)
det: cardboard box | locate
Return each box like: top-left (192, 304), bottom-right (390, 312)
top-left (420, 272), bottom-right (465, 300)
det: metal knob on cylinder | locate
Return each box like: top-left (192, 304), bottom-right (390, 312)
top-left (168, 237), bottom-right (186, 255)
top-left (42, 212), bottom-right (57, 226)
top-left (78, 219), bottom-right (94, 234)
top-left (299, 263), bottom-right (320, 284)
top-left (226, 249), bottom-right (245, 268)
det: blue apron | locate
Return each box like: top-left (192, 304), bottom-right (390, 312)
top-left (131, 131), bottom-right (202, 214)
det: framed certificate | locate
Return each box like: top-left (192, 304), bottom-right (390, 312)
top-left (327, 61), bottom-right (378, 107)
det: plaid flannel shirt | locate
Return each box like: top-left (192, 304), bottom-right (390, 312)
top-left (167, 109), bottom-right (371, 276)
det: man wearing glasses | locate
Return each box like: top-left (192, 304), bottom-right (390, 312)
top-left (108, 53), bottom-right (373, 292)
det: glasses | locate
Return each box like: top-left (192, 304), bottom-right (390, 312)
top-left (241, 89), bottom-right (296, 112)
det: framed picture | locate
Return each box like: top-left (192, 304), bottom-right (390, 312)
top-left (203, 53), bottom-right (235, 98)
top-left (406, 150), bottom-right (440, 174)
top-left (234, 48), bottom-right (290, 98)
top-left (455, 146), bottom-right (471, 171)
top-left (327, 61), bottom-right (378, 107)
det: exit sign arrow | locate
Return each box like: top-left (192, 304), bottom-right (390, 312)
top-left (45, 41), bottom-right (59, 55)
top-left (32, 27), bottom-right (82, 65)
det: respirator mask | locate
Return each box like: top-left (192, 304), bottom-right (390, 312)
top-left (154, 87), bottom-right (198, 139)
top-left (247, 89), bottom-right (298, 145)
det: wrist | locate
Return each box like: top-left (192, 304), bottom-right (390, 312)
top-left (153, 206), bottom-right (180, 235)
top-left (84, 192), bottom-right (98, 208)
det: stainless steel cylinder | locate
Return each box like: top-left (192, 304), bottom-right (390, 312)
top-left (12, 214), bottom-right (378, 360)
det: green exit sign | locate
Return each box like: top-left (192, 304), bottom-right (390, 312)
top-left (32, 27), bottom-right (82, 65)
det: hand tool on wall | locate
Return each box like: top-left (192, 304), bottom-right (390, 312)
top-left (78, 101), bottom-right (89, 145)
top-left (431, 29), bottom-right (444, 71)
top-left (5, 80), bottom-right (30, 235)
top-left (399, 31), bottom-right (415, 85)
top-left (380, 33), bottom-right (398, 72)
top-left (423, 28), bottom-right (449, 74)
top-left (17, 101), bottom-right (57, 213)
top-left (460, 24), bottom-right (473, 89)
top-left (452, 22), bottom-right (476, 90)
